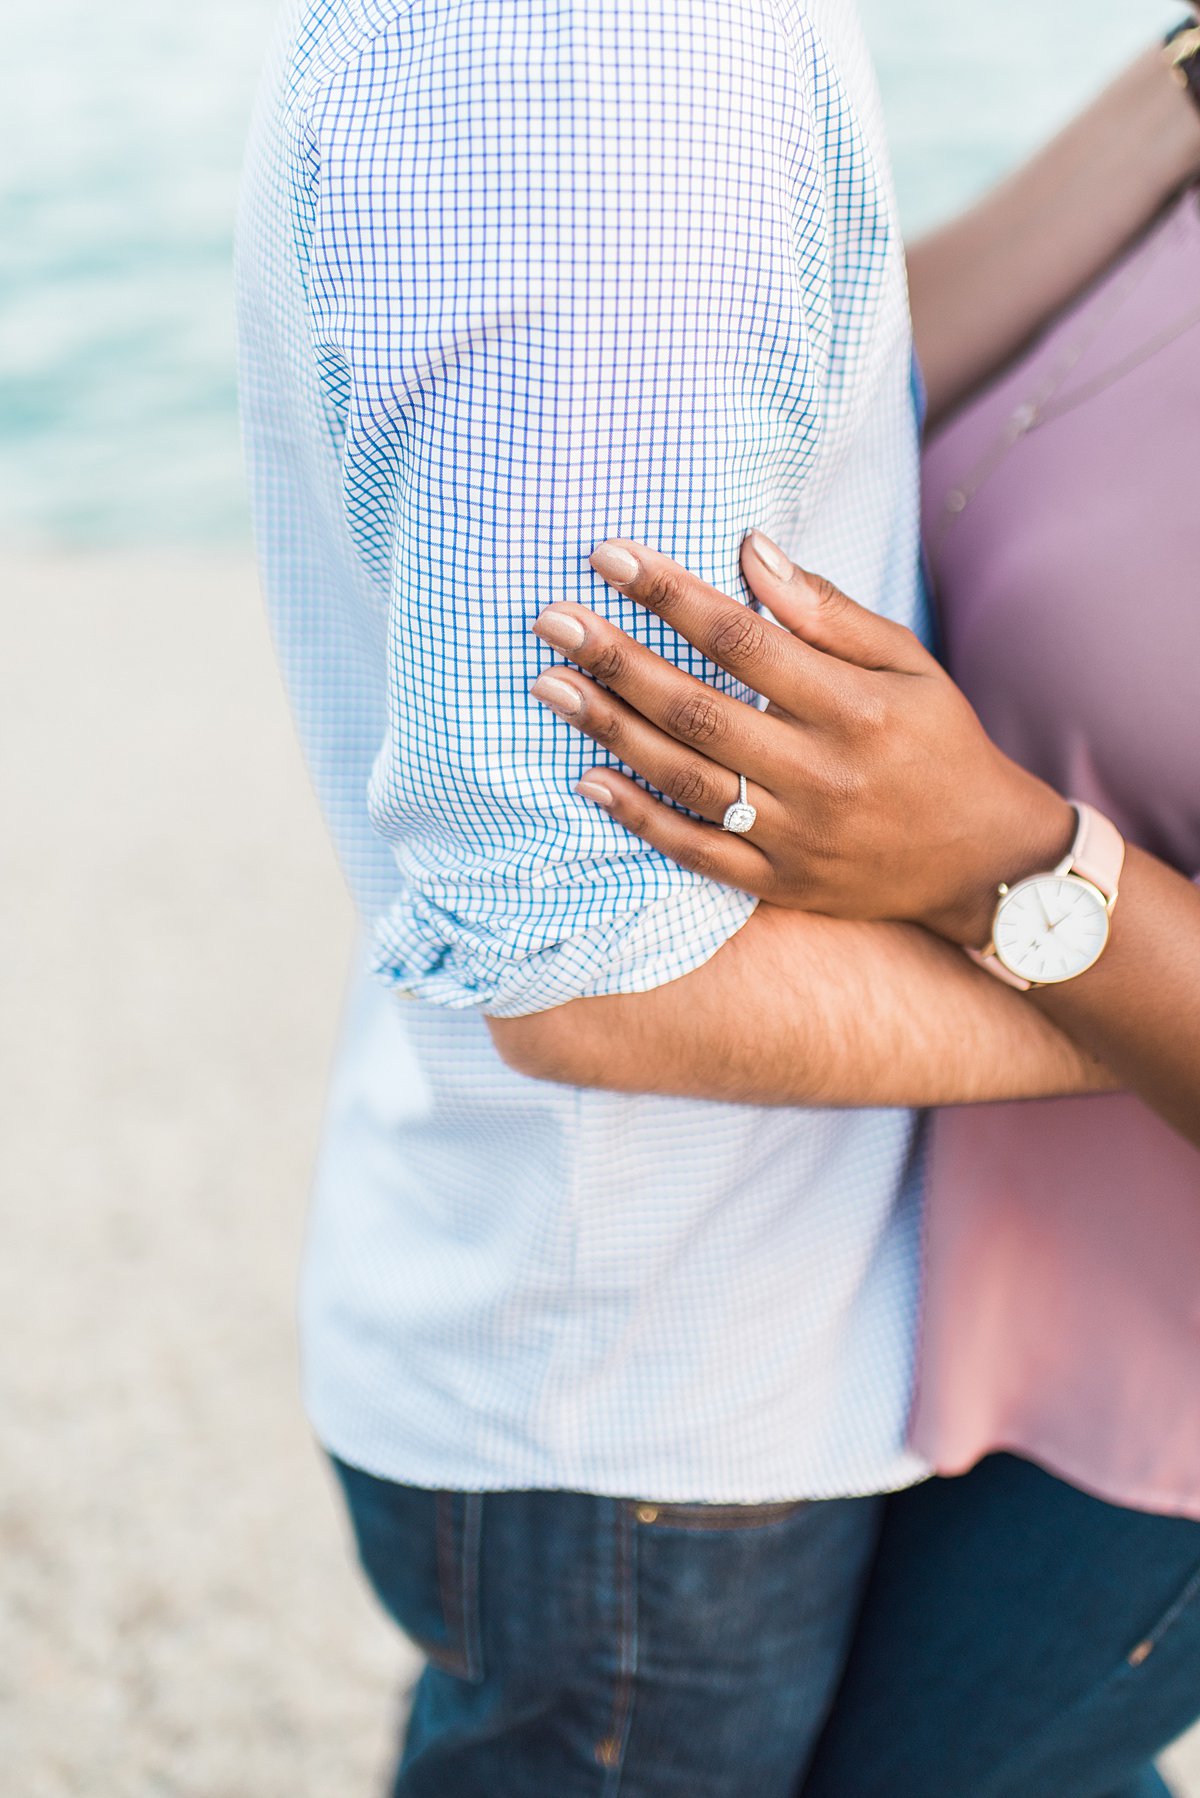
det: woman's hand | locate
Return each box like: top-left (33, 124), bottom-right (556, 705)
top-left (531, 531), bottom-right (1076, 947)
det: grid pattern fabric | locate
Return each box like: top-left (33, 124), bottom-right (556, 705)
top-left (236, 0), bottom-right (935, 1501)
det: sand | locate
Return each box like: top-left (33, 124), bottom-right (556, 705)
top-left (1, 548), bottom-right (1196, 1795)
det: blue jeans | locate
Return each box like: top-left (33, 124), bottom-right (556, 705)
top-left (802, 1453), bottom-right (1200, 1798)
top-left (332, 1458), bottom-right (883, 1796)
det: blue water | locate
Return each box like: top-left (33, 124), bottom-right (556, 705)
top-left (0, 0), bottom-right (1183, 546)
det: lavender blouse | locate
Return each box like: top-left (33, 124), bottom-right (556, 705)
top-left (914, 192), bottom-right (1200, 1518)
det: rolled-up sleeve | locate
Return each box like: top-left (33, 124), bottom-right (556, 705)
top-left (297, 0), bottom-right (882, 1015)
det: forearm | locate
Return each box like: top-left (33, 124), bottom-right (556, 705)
top-left (1030, 849), bottom-right (1200, 1146)
top-left (491, 902), bottom-right (1114, 1107)
top-left (910, 44), bottom-right (1200, 425)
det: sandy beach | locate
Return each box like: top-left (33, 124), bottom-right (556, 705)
top-left (2, 547), bottom-right (1197, 1795)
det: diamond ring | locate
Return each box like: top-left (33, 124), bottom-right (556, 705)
top-left (722, 774), bottom-right (757, 836)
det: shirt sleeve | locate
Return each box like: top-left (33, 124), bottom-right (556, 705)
top-left (298, 0), bottom-right (882, 1016)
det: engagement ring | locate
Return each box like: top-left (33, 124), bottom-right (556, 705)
top-left (722, 774), bottom-right (757, 835)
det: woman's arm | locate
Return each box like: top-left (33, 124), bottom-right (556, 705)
top-left (515, 537), bottom-right (1200, 1146)
top-left (909, 40), bottom-right (1200, 426)
top-left (493, 901), bottom-right (1115, 1108)
top-left (1024, 849), bottom-right (1200, 1144)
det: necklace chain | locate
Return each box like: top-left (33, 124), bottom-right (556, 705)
top-left (938, 215), bottom-right (1196, 540)
top-left (1031, 296), bottom-right (1200, 425)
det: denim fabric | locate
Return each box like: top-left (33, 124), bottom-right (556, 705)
top-left (803, 1453), bottom-right (1200, 1798)
top-left (332, 1458), bottom-right (883, 1797)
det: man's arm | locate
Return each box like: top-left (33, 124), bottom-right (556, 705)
top-left (490, 903), bottom-right (1114, 1107)
top-left (297, 0), bottom-right (898, 1018)
top-left (298, 4), bottom-right (1113, 1112)
top-left (909, 43), bottom-right (1200, 426)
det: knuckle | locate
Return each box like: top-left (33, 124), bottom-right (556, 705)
top-left (668, 760), bottom-right (716, 812)
top-left (665, 691), bottom-right (725, 748)
top-left (844, 688), bottom-right (887, 739)
top-left (643, 567), bottom-right (691, 617)
top-left (809, 575), bottom-right (849, 619)
top-left (769, 865), bottom-right (803, 906)
top-left (680, 835), bottom-right (720, 882)
top-left (709, 608), bottom-right (768, 668)
top-left (588, 639), bottom-right (627, 686)
top-left (588, 705), bottom-right (623, 751)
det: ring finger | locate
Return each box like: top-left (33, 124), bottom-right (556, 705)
top-left (530, 667), bottom-right (773, 830)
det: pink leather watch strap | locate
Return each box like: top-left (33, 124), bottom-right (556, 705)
top-left (966, 945), bottom-right (1032, 991)
top-left (1069, 802), bottom-right (1125, 902)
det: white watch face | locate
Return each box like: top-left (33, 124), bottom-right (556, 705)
top-left (993, 873), bottom-right (1110, 986)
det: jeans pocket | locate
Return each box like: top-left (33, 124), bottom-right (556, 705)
top-left (333, 1459), bottom-right (485, 1683)
top-left (628, 1498), bottom-right (812, 1531)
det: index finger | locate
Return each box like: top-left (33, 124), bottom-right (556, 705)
top-left (589, 539), bottom-right (839, 717)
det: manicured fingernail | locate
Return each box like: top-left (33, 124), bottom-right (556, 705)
top-left (745, 530), bottom-right (793, 582)
top-left (590, 543), bottom-right (640, 585)
top-left (534, 608), bottom-right (587, 651)
top-left (531, 674), bottom-right (583, 716)
top-left (574, 777), bottom-right (615, 808)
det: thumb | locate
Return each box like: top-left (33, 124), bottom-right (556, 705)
top-left (741, 530), bottom-right (928, 672)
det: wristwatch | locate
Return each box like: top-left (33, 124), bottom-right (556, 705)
top-left (970, 802), bottom-right (1125, 991)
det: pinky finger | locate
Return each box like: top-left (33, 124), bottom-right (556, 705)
top-left (574, 769), bottom-right (773, 895)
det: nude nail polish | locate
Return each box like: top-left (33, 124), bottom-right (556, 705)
top-left (575, 778), bottom-right (615, 808)
top-left (745, 530), bottom-right (793, 581)
top-left (531, 674), bottom-right (583, 716)
top-left (534, 609), bottom-right (587, 650)
top-left (590, 543), bottom-right (640, 585)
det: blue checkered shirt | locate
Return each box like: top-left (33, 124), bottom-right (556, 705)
top-left (236, 0), bottom-right (933, 1500)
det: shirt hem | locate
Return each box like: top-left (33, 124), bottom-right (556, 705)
top-left (926, 1432), bottom-right (1200, 1524)
top-left (308, 1404), bottom-right (932, 1506)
